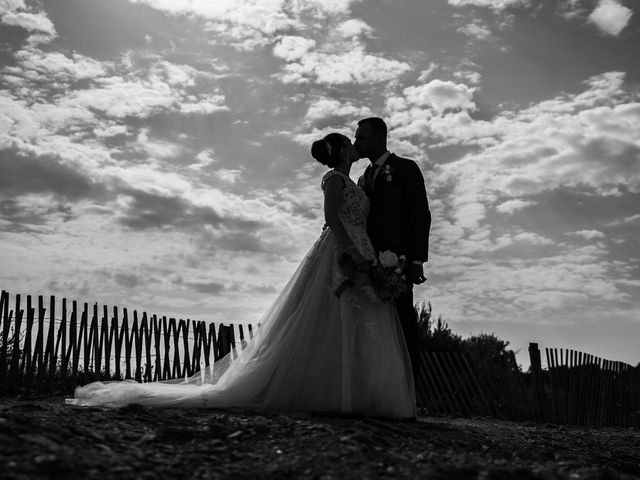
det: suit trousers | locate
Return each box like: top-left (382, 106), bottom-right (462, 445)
top-left (394, 289), bottom-right (421, 387)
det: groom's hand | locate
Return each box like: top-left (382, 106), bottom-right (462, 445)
top-left (409, 263), bottom-right (427, 285)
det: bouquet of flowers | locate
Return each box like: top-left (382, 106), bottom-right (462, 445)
top-left (335, 250), bottom-right (409, 302)
top-left (366, 250), bottom-right (409, 302)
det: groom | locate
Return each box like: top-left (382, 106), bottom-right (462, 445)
top-left (354, 117), bottom-right (431, 386)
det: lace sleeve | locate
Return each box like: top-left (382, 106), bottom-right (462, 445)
top-left (321, 171), bottom-right (342, 191)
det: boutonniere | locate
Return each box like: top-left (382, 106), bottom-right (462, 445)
top-left (382, 164), bottom-right (394, 182)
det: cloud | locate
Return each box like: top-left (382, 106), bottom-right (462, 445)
top-left (65, 76), bottom-right (179, 119)
top-left (213, 231), bottom-right (265, 252)
top-left (0, 197), bottom-right (75, 231)
top-left (457, 21), bottom-right (493, 41)
top-left (420, 70), bottom-right (640, 277)
top-left (495, 199), bottom-right (536, 214)
top-left (184, 281), bottom-right (226, 295)
top-left (114, 273), bottom-right (140, 288)
top-left (448, 0), bottom-right (529, 11)
top-left (3, 47), bottom-right (108, 87)
top-left (337, 19), bottom-right (373, 38)
top-left (116, 188), bottom-right (223, 230)
top-left (276, 46), bottom-right (412, 85)
top-left (273, 36), bottom-right (316, 62)
top-left (150, 61), bottom-right (197, 87)
top-left (571, 229), bottom-right (605, 240)
top-left (453, 70), bottom-right (482, 85)
top-left (428, 72), bottom-right (640, 194)
top-left (130, 0), bottom-right (356, 50)
top-left (134, 129), bottom-right (183, 159)
top-left (588, 0), bottom-right (633, 36)
top-left (94, 124), bottom-right (128, 138)
top-left (214, 169), bottom-right (243, 185)
top-left (303, 98), bottom-right (371, 127)
top-left (0, 148), bottom-right (99, 200)
top-left (403, 80), bottom-right (476, 113)
top-left (0, 0), bottom-right (26, 14)
top-left (1, 11), bottom-right (56, 38)
top-left (429, 242), bottom-right (628, 325)
top-left (190, 149), bottom-right (218, 171)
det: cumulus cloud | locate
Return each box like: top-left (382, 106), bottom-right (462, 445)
top-left (495, 199), bottom-right (536, 214)
top-left (457, 21), bottom-right (493, 41)
top-left (150, 61), bottom-right (197, 86)
top-left (403, 79), bottom-right (476, 113)
top-left (453, 70), bottom-right (482, 85)
top-left (116, 187), bottom-right (224, 230)
top-left (588, 0), bottom-right (633, 36)
top-left (0, 0), bottom-right (26, 13)
top-left (0, 148), bottom-right (99, 200)
top-left (114, 273), bottom-right (140, 289)
top-left (9, 49), bottom-right (108, 82)
top-left (65, 76), bottom-right (179, 119)
top-left (277, 47), bottom-right (412, 85)
top-left (130, 0), bottom-right (356, 49)
top-left (420, 70), bottom-right (640, 277)
top-left (184, 281), bottom-right (226, 295)
top-left (1, 11), bottom-right (56, 38)
top-left (180, 93), bottom-right (229, 115)
top-left (448, 0), bottom-right (529, 11)
top-left (134, 129), bottom-right (183, 159)
top-left (273, 36), bottom-right (316, 62)
top-left (190, 149), bottom-right (218, 171)
top-left (337, 19), bottom-right (373, 38)
top-left (571, 229), bottom-right (606, 240)
top-left (214, 169), bottom-right (243, 184)
top-left (94, 124), bottom-right (128, 138)
top-left (304, 98), bottom-right (371, 126)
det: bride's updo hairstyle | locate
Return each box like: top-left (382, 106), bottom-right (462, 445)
top-left (311, 133), bottom-right (347, 168)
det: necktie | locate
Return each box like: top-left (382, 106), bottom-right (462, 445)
top-left (365, 164), bottom-right (379, 193)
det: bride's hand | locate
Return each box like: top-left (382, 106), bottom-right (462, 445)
top-left (345, 246), bottom-right (368, 265)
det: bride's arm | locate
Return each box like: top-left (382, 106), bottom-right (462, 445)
top-left (323, 175), bottom-right (368, 263)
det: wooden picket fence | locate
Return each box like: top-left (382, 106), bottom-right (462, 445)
top-left (529, 343), bottom-right (640, 427)
top-left (0, 290), bottom-right (253, 395)
top-left (416, 350), bottom-right (498, 418)
top-left (1, 290), bottom-right (639, 427)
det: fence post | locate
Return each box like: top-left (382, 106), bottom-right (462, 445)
top-left (9, 294), bottom-right (23, 392)
top-left (0, 290), bottom-right (9, 393)
top-left (528, 343), bottom-right (545, 422)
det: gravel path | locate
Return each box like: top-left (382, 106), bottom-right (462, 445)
top-left (1, 398), bottom-right (639, 479)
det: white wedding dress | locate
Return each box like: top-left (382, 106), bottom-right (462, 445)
top-left (68, 171), bottom-right (416, 418)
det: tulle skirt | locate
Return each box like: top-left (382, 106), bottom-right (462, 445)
top-left (67, 229), bottom-right (416, 418)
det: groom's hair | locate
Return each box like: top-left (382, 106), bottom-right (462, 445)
top-left (358, 117), bottom-right (387, 138)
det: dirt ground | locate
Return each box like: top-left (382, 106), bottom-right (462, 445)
top-left (1, 397), bottom-right (639, 480)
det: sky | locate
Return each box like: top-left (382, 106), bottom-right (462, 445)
top-left (1, 0), bottom-right (639, 369)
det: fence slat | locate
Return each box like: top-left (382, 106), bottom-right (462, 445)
top-left (120, 308), bottom-right (131, 380)
top-left (181, 320), bottom-right (192, 378)
top-left (112, 307), bottom-right (122, 380)
top-left (9, 295), bottom-right (23, 390)
top-left (162, 316), bottom-right (173, 380)
top-left (21, 296), bottom-right (35, 391)
top-left (44, 295), bottom-right (56, 387)
top-left (0, 291), bottom-right (9, 392)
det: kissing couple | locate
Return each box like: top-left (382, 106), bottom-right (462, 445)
top-left (69, 117), bottom-right (431, 420)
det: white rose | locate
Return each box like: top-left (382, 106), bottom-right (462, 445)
top-left (379, 250), bottom-right (398, 268)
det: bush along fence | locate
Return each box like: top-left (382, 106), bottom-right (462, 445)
top-left (0, 290), bottom-right (253, 395)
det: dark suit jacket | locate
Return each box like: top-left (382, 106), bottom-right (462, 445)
top-left (359, 154), bottom-right (431, 263)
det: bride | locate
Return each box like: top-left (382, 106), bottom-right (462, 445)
top-left (68, 133), bottom-right (416, 419)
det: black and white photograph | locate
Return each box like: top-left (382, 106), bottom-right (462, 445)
top-left (1, 0), bottom-right (639, 478)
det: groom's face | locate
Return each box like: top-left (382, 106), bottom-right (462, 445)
top-left (354, 123), bottom-right (377, 160)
